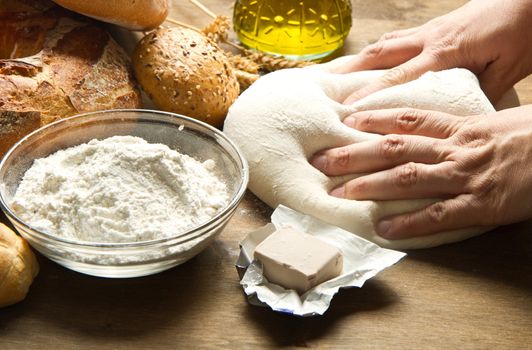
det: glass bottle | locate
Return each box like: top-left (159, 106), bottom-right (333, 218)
top-left (233, 0), bottom-right (352, 60)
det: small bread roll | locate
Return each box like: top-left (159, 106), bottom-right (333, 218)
top-left (133, 27), bottom-right (240, 127)
top-left (52, 0), bottom-right (168, 31)
top-left (0, 223), bottom-right (39, 308)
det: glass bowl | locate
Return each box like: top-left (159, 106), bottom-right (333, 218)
top-left (0, 109), bottom-right (248, 278)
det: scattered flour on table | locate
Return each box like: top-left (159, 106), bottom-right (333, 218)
top-left (11, 136), bottom-right (229, 243)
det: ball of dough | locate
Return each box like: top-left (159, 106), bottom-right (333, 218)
top-left (133, 27), bottom-right (239, 127)
top-left (0, 223), bottom-right (39, 307)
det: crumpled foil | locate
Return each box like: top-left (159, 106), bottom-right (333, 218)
top-left (236, 205), bottom-right (406, 316)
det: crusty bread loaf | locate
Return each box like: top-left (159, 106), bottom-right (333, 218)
top-left (133, 27), bottom-right (240, 127)
top-left (0, 111), bottom-right (40, 157)
top-left (0, 1), bottom-right (142, 157)
top-left (0, 0), bottom-right (55, 14)
top-left (52, 0), bottom-right (168, 31)
top-left (0, 223), bottom-right (39, 308)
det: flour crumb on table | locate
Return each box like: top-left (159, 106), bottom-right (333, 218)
top-left (11, 136), bottom-right (229, 243)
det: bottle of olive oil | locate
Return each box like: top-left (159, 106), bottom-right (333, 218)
top-left (233, 0), bottom-right (352, 60)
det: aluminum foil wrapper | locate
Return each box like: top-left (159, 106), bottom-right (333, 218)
top-left (236, 205), bottom-right (406, 316)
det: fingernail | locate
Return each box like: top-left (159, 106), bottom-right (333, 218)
top-left (330, 186), bottom-right (345, 198)
top-left (310, 154), bottom-right (326, 170)
top-left (344, 116), bottom-right (356, 128)
top-left (376, 220), bottom-right (392, 237)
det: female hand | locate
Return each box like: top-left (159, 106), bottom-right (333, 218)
top-left (338, 0), bottom-right (532, 104)
top-left (310, 105), bottom-right (532, 239)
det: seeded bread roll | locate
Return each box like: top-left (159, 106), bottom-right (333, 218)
top-left (0, 223), bottom-right (39, 307)
top-left (133, 27), bottom-right (239, 127)
top-left (52, 0), bottom-right (168, 31)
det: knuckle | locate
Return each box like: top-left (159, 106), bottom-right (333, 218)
top-left (395, 109), bottom-right (423, 132)
top-left (445, 166), bottom-right (467, 185)
top-left (330, 148), bottom-right (351, 169)
top-left (453, 127), bottom-right (487, 148)
top-left (426, 25), bottom-right (465, 59)
top-left (393, 162), bottom-right (419, 188)
top-left (379, 31), bottom-right (398, 41)
top-left (425, 41), bottom-right (447, 59)
top-left (362, 41), bottom-right (385, 58)
top-left (446, 116), bottom-right (471, 136)
top-left (472, 176), bottom-right (497, 199)
top-left (380, 134), bottom-right (406, 159)
top-left (426, 202), bottom-right (447, 224)
top-left (383, 66), bottom-right (409, 84)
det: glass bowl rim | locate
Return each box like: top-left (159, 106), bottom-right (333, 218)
top-left (0, 108), bottom-right (249, 249)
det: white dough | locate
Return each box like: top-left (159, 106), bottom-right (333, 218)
top-left (224, 56), bottom-right (495, 249)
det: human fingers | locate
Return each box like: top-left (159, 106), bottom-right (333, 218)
top-left (332, 37), bottom-right (422, 73)
top-left (375, 195), bottom-right (480, 239)
top-left (344, 108), bottom-right (469, 138)
top-left (343, 53), bottom-right (443, 104)
top-left (329, 161), bottom-right (462, 200)
top-left (310, 134), bottom-right (449, 176)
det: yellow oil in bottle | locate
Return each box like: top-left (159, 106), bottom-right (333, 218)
top-left (233, 0), bottom-right (352, 60)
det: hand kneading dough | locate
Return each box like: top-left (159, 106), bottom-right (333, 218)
top-left (223, 56), bottom-right (495, 249)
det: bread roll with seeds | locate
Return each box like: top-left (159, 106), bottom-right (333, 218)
top-left (132, 27), bottom-right (239, 127)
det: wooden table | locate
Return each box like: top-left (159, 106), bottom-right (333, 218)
top-left (2, 1), bottom-right (531, 349)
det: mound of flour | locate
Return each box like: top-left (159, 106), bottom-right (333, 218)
top-left (11, 136), bottom-right (229, 243)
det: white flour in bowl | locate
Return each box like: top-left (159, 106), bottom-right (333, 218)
top-left (11, 136), bottom-right (229, 243)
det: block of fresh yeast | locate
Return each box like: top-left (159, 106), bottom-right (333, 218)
top-left (254, 227), bottom-right (343, 294)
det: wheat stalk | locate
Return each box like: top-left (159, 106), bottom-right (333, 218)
top-left (234, 69), bottom-right (260, 91)
top-left (201, 15), bottom-right (231, 44)
top-left (227, 53), bottom-right (260, 74)
top-left (242, 49), bottom-right (315, 71)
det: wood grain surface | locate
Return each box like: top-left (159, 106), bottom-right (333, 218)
top-left (2, 1), bottom-right (531, 349)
